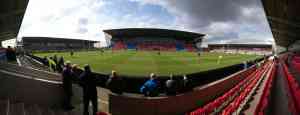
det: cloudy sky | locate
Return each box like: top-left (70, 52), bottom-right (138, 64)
top-left (17, 0), bottom-right (274, 46)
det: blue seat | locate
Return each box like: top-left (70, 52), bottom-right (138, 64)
top-left (127, 43), bottom-right (137, 49)
top-left (176, 42), bottom-right (185, 51)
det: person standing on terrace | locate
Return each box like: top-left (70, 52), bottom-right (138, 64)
top-left (62, 61), bottom-right (74, 110)
top-left (48, 57), bottom-right (57, 72)
top-left (57, 56), bottom-right (64, 73)
top-left (79, 65), bottom-right (98, 115)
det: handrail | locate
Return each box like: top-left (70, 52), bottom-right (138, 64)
top-left (221, 62), bottom-right (271, 114)
top-left (188, 62), bottom-right (270, 115)
top-left (0, 62), bottom-right (61, 82)
top-left (0, 69), bottom-right (61, 84)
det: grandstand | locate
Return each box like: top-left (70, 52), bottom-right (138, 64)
top-left (208, 43), bottom-right (273, 55)
top-left (22, 37), bottom-right (97, 52)
top-left (1, 0), bottom-right (300, 115)
top-left (103, 28), bottom-right (204, 51)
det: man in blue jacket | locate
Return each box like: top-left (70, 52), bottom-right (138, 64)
top-left (140, 73), bottom-right (160, 97)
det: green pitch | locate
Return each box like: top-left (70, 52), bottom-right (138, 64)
top-left (35, 50), bottom-right (259, 77)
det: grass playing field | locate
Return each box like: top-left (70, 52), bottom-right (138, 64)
top-left (35, 50), bottom-right (260, 77)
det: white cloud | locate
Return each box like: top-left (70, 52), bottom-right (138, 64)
top-left (18, 0), bottom-right (274, 46)
top-left (19, 0), bottom-right (106, 41)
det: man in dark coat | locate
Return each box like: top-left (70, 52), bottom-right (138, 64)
top-left (53, 55), bottom-right (58, 65)
top-left (180, 75), bottom-right (192, 93)
top-left (80, 65), bottom-right (98, 115)
top-left (6, 46), bottom-right (16, 61)
top-left (71, 64), bottom-right (81, 78)
top-left (165, 74), bottom-right (178, 96)
top-left (62, 61), bottom-right (74, 110)
top-left (57, 56), bottom-right (65, 73)
top-left (106, 71), bottom-right (124, 95)
top-left (43, 56), bottom-right (49, 66)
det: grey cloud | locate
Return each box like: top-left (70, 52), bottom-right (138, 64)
top-left (140, 0), bottom-right (261, 27)
top-left (135, 0), bottom-right (271, 44)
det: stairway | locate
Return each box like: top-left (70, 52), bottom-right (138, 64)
top-left (17, 55), bottom-right (49, 71)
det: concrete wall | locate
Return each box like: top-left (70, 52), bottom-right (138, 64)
top-left (109, 65), bottom-right (256, 115)
top-left (0, 67), bottom-right (82, 108)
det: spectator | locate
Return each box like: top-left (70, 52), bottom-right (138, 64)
top-left (243, 61), bottom-right (248, 69)
top-left (79, 65), bottom-right (98, 115)
top-left (180, 75), bottom-right (192, 93)
top-left (140, 73), bottom-right (160, 97)
top-left (71, 64), bottom-right (80, 75)
top-left (57, 56), bottom-right (65, 72)
top-left (6, 46), bottom-right (16, 61)
top-left (62, 61), bottom-right (74, 110)
top-left (43, 56), bottom-right (49, 66)
top-left (53, 55), bottom-right (58, 65)
top-left (106, 70), bottom-right (125, 95)
top-left (48, 57), bottom-right (57, 72)
top-left (71, 64), bottom-right (81, 82)
top-left (165, 74), bottom-right (178, 96)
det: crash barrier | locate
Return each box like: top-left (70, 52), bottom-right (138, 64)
top-left (109, 65), bottom-right (257, 115)
top-left (0, 62), bottom-right (82, 108)
top-left (30, 54), bottom-right (263, 94)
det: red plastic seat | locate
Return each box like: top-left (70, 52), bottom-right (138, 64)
top-left (97, 112), bottom-right (108, 115)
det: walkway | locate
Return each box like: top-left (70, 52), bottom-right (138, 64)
top-left (268, 64), bottom-right (292, 115)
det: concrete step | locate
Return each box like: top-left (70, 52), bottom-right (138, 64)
top-left (54, 110), bottom-right (67, 115)
top-left (0, 99), bottom-right (9, 115)
top-left (24, 104), bottom-right (42, 115)
top-left (9, 102), bottom-right (25, 115)
top-left (40, 108), bottom-right (54, 115)
top-left (68, 108), bottom-right (82, 115)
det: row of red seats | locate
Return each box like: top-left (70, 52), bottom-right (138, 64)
top-left (292, 56), bottom-right (300, 71)
top-left (112, 41), bottom-right (197, 51)
top-left (254, 61), bottom-right (276, 115)
top-left (293, 56), bottom-right (300, 63)
top-left (189, 64), bottom-right (266, 115)
top-left (185, 44), bottom-right (196, 52)
top-left (137, 42), bottom-right (177, 51)
top-left (112, 41), bottom-right (126, 50)
top-left (282, 60), bottom-right (300, 114)
top-left (221, 62), bottom-right (271, 115)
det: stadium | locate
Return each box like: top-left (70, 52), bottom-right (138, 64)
top-left (208, 43), bottom-right (273, 55)
top-left (104, 28), bottom-right (204, 51)
top-left (21, 37), bottom-right (98, 51)
top-left (32, 29), bottom-right (259, 76)
top-left (0, 0), bottom-right (300, 115)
